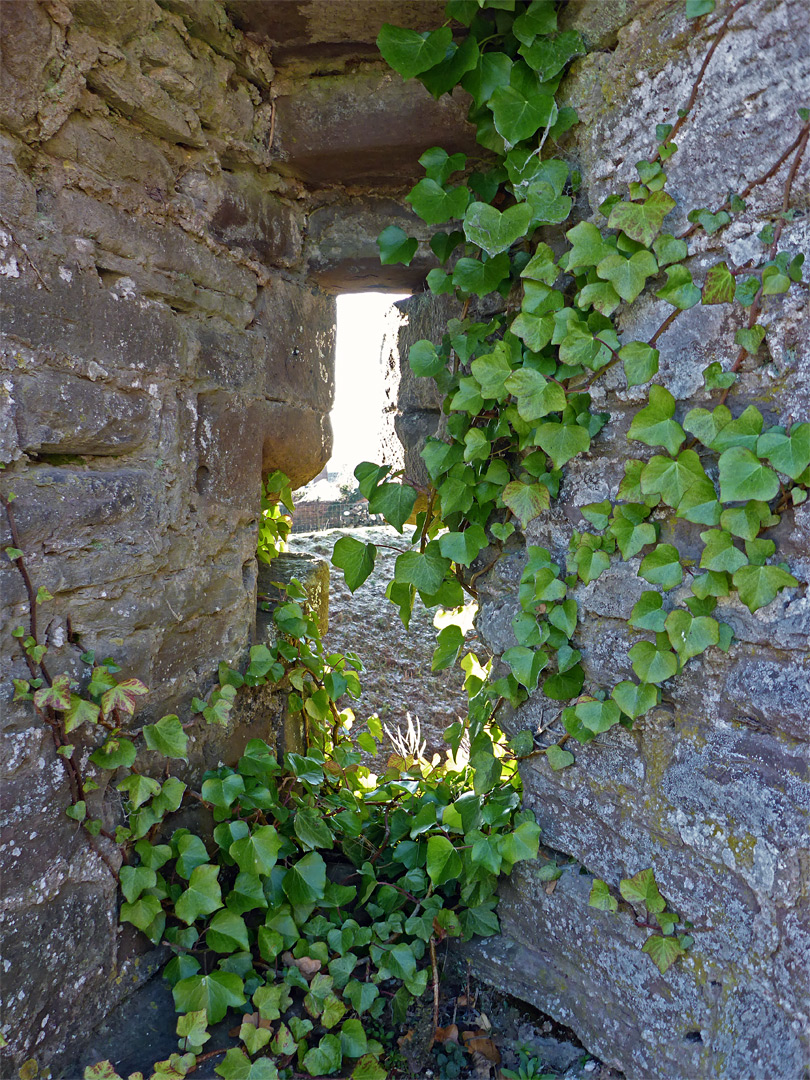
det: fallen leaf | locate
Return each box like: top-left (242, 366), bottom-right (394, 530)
top-left (464, 1036), bottom-right (501, 1064)
top-left (471, 1050), bottom-right (494, 1078)
top-left (476, 1012), bottom-right (492, 1032)
top-left (281, 951), bottom-right (322, 978)
top-left (434, 1024), bottom-right (459, 1045)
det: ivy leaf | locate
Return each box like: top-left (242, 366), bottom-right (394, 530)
top-left (702, 362), bottom-right (737, 390)
top-left (452, 253), bottom-right (511, 295)
top-left (609, 506), bottom-right (657, 560)
top-left (282, 851), bottom-right (327, 906)
top-left (543, 663), bottom-right (585, 700)
top-left (545, 745), bottom-right (575, 770)
top-left (332, 536), bottom-right (377, 593)
top-left (376, 25), bottom-right (453, 80)
top-left (89, 736), bottom-right (137, 771)
top-left (628, 385), bottom-right (685, 456)
top-left (511, 312), bottom-right (555, 352)
top-left (463, 201), bottom-right (532, 257)
top-left (611, 680), bottom-right (659, 720)
top-left (502, 646), bottom-right (547, 690)
top-left (172, 972), bottom-right (245, 1027)
top-left (502, 480), bottom-right (550, 528)
top-left (430, 230), bottom-right (464, 263)
top-left (490, 64), bottom-right (558, 145)
top-left (761, 264), bottom-right (791, 295)
top-left (562, 699), bottom-right (621, 740)
top-left (119, 865), bottom-right (157, 904)
top-left (420, 35), bottom-right (479, 99)
top-left (504, 368), bottom-right (566, 421)
top-left (639, 544), bottom-right (683, 590)
top-left (699, 529), bottom-right (748, 573)
top-left (119, 894), bottom-right (162, 933)
top-left (720, 500), bottom-right (779, 540)
top-left (664, 610), bottom-right (719, 663)
top-left (201, 773), bottom-right (245, 810)
top-left (100, 679), bottom-right (148, 721)
top-left (655, 264), bottom-right (701, 309)
top-left (206, 909), bottom-right (249, 954)
top-left (460, 51), bottom-right (513, 108)
top-left (756, 423), bottom-right (810, 480)
top-left (607, 191), bottom-right (676, 247)
top-left (143, 715), bottom-right (189, 760)
top-left (525, 182), bottom-right (573, 226)
top-left (702, 262), bottom-right (735, 304)
top-left (406, 179), bottom-right (469, 225)
top-left (732, 564), bottom-right (798, 613)
top-left (620, 342), bottom-right (659, 388)
top-left (589, 879), bottom-right (618, 912)
top-left (33, 674), bottom-right (72, 711)
top-left (432, 624), bottom-right (464, 672)
top-left (534, 422), bottom-right (590, 469)
top-left (686, 0), bottom-right (715, 16)
top-left (596, 251), bottom-right (658, 302)
top-left (519, 30), bottom-right (585, 80)
top-left (117, 773), bottom-right (161, 810)
top-left (718, 447), bottom-right (780, 503)
top-left (734, 324), bottom-right (766, 355)
top-left (687, 207), bottom-right (730, 234)
top-left (471, 343), bottom-right (512, 400)
top-left (368, 482), bottom-right (417, 531)
top-left (683, 404), bottom-right (731, 448)
top-left (565, 221), bottom-right (614, 270)
top-left (230, 825), bottom-right (283, 875)
top-left (577, 281), bottom-right (622, 317)
top-left (619, 868), bottom-right (665, 913)
top-left (579, 501), bottom-right (611, 531)
top-left (376, 226), bottom-right (417, 266)
top-left (640, 449), bottom-right (711, 509)
top-left (642, 934), bottom-right (685, 974)
top-left (394, 541), bottom-right (450, 594)
top-left (439, 524), bottom-right (489, 567)
top-left (628, 640), bottom-right (679, 683)
top-left (175, 864), bottom-right (223, 925)
top-left (629, 591), bottom-right (667, 632)
top-left (426, 835), bottom-right (462, 886)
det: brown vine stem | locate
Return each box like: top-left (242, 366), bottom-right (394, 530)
top-left (430, 936), bottom-right (441, 1035)
top-left (648, 307), bottom-right (683, 347)
top-left (678, 121), bottom-right (810, 241)
top-left (722, 119), bottom-right (810, 396)
top-left (651, 0), bottom-right (749, 163)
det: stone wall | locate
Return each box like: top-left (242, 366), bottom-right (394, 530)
top-left (392, 2), bottom-right (809, 1077)
top-left (0, 0), bottom-right (481, 1067)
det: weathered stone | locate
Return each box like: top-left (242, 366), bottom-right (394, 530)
top-left (0, 0), bottom-right (61, 136)
top-left (206, 170), bottom-right (303, 268)
top-left (260, 401), bottom-right (333, 491)
top-left (11, 371), bottom-right (152, 456)
top-left (273, 68), bottom-right (480, 186)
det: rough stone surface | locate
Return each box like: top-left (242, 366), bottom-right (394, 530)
top-left (389, 2), bottom-right (809, 1076)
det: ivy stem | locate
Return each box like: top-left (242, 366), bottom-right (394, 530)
top-left (651, 0), bottom-right (748, 163)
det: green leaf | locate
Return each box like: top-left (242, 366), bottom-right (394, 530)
top-left (201, 773), bottom-right (245, 810)
top-left (761, 265), bottom-right (791, 294)
top-left (563, 698), bottom-right (621, 740)
top-left (596, 250), bottom-right (657, 302)
top-left (177, 1008), bottom-right (210, 1052)
top-left (175, 864), bottom-right (223, 925)
top-left (117, 773), bottom-right (161, 810)
top-left (420, 35), bottom-right (479, 98)
top-left (294, 807), bottom-right (334, 852)
top-left (406, 178), bottom-right (469, 226)
top-left (664, 610), bottom-right (719, 663)
top-left (543, 663), bottom-right (585, 700)
top-left (173, 971), bottom-right (245, 1025)
top-left (89, 736), bottom-right (137, 771)
top-left (502, 646), bottom-right (547, 690)
top-left (564, 222), bottom-right (614, 273)
top-left (641, 449), bottom-right (707, 508)
top-left (620, 868), bottom-right (665, 913)
top-left (505, 367), bottom-right (565, 421)
top-left (303, 1032), bottom-right (342, 1077)
top-left (368, 482), bottom-right (417, 532)
top-left (439, 524), bottom-right (488, 567)
top-left (344, 980), bottom-right (380, 1017)
top-left (119, 894), bottom-right (162, 932)
top-left (175, 834), bottom-right (210, 878)
top-left (351, 1056), bottom-right (387, 1080)
top-left (620, 342), bottom-right (660, 388)
top-left (143, 714), bottom-right (189, 760)
top-left (545, 744), bottom-right (575, 770)
top-left (471, 343), bottom-right (512, 400)
top-left (589, 879), bottom-right (618, 912)
top-left (652, 233), bottom-right (687, 267)
top-left (702, 262), bottom-right (735, 304)
top-left (702, 362), bottom-right (737, 391)
top-left (376, 24), bottom-right (452, 80)
top-left (611, 680), bottom-right (658, 720)
top-left (501, 480), bottom-right (550, 529)
top-left (498, 819), bottom-right (541, 867)
top-left (394, 541), bottom-right (450, 594)
top-left (732, 563), bottom-right (798, 613)
top-left (282, 851), bottom-right (327, 906)
top-left (609, 507), bottom-right (657, 560)
top-left (629, 591), bottom-right (667, 632)
top-left (65, 695), bottom-right (101, 733)
top-left (687, 207), bottom-right (730, 234)
top-left (452, 253), bottom-right (510, 296)
top-left (699, 529), bottom-right (748, 573)
top-left (534, 422), bottom-right (590, 469)
top-left (525, 181), bottom-right (572, 226)
top-left (331, 536), bottom-right (377, 593)
top-left (230, 825), bottom-right (283, 875)
top-left (463, 201), bottom-right (532, 258)
top-left (642, 934), bottom-right (685, 973)
top-left (627, 385), bottom-right (685, 456)
top-left (639, 544), bottom-right (683, 590)
top-left (490, 63), bottom-right (557, 144)
top-left (656, 264), bottom-right (701, 309)
top-left (460, 51), bottom-right (513, 107)
top-left (720, 500), bottom-right (778, 540)
top-left (628, 640), bottom-right (678, 683)
top-left (376, 226), bottom-right (417, 266)
top-left (718, 447), bottom-right (780, 503)
top-left (426, 835), bottom-right (462, 886)
top-left (756, 423), bottom-right (810, 480)
top-left (119, 865), bottom-right (157, 904)
top-left (519, 29), bottom-right (585, 80)
top-left (206, 909), bottom-right (250, 954)
top-left (608, 191), bottom-right (676, 247)
top-left (686, 0), bottom-right (714, 16)
top-left (734, 324), bottom-right (767, 355)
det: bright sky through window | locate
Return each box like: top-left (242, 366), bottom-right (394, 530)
top-left (329, 292), bottom-right (408, 478)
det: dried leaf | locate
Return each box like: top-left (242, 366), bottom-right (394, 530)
top-left (435, 1024), bottom-right (460, 1045)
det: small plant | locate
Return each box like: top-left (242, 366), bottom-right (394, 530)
top-left (500, 1043), bottom-right (555, 1080)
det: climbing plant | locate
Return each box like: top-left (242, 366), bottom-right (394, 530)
top-left (335, 0), bottom-right (810, 778)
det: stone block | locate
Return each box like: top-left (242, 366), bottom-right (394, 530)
top-left (305, 197), bottom-right (435, 291)
top-left (261, 401), bottom-right (333, 491)
top-left (161, 0), bottom-right (274, 87)
top-left (0, 0), bottom-right (59, 136)
top-left (12, 371), bottom-right (152, 456)
top-left (1, 272), bottom-right (193, 378)
top-left (207, 170), bottom-right (303, 269)
top-left (254, 278), bottom-right (335, 412)
top-left (195, 390), bottom-right (264, 514)
top-left (273, 69), bottom-right (480, 186)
